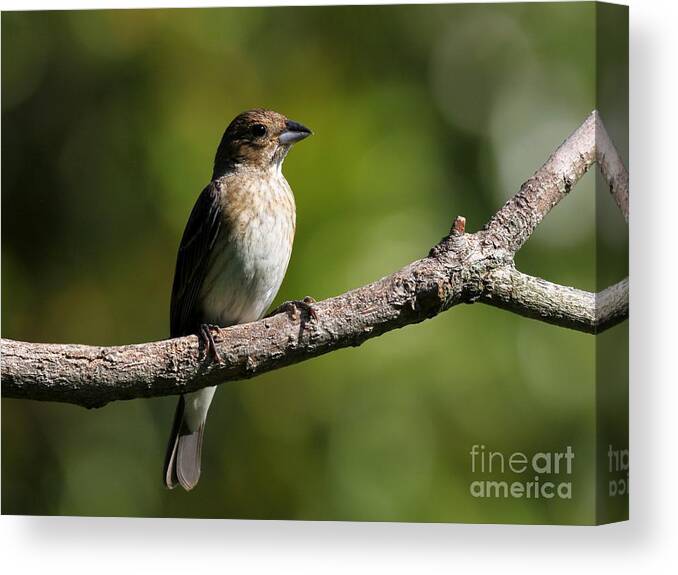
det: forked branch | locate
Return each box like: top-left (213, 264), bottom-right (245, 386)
top-left (1, 111), bottom-right (629, 408)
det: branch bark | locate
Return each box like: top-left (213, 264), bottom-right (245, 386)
top-left (595, 114), bottom-right (629, 222)
top-left (483, 111), bottom-right (597, 253)
top-left (1, 111), bottom-right (629, 408)
top-left (480, 268), bottom-right (628, 334)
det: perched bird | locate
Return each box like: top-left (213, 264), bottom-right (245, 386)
top-left (164, 109), bottom-right (312, 490)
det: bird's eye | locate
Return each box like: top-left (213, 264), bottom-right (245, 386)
top-left (251, 124), bottom-right (267, 138)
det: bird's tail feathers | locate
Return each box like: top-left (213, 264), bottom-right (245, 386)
top-left (163, 396), bottom-right (205, 491)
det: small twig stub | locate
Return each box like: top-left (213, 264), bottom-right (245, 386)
top-left (452, 216), bottom-right (466, 236)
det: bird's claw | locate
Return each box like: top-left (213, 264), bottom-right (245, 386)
top-left (199, 324), bottom-right (223, 363)
top-left (268, 296), bottom-right (318, 322)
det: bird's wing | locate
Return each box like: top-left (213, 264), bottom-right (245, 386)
top-left (170, 181), bottom-right (223, 338)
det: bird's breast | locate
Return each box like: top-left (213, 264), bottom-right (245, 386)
top-left (199, 173), bottom-right (296, 326)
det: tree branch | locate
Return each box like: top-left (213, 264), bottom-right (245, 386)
top-left (595, 113), bottom-right (629, 222)
top-left (480, 267), bottom-right (628, 334)
top-left (1, 111), bottom-right (629, 408)
top-left (483, 111), bottom-right (598, 253)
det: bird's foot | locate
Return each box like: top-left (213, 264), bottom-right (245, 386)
top-left (267, 296), bottom-right (318, 322)
top-left (198, 323), bottom-right (223, 363)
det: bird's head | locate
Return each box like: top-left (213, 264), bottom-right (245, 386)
top-left (213, 109), bottom-right (312, 178)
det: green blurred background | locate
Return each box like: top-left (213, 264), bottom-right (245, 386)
top-left (1, 2), bottom-right (627, 523)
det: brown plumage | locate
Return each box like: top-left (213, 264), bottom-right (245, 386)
top-left (164, 109), bottom-right (311, 490)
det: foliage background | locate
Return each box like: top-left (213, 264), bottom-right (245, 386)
top-left (1, 2), bottom-right (627, 523)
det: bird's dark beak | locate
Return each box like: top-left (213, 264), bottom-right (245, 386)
top-left (279, 119), bottom-right (312, 145)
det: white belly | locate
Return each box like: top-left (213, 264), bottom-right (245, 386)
top-left (198, 175), bottom-right (295, 326)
